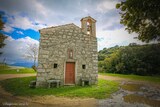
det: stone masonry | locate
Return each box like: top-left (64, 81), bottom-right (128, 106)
top-left (36, 16), bottom-right (98, 87)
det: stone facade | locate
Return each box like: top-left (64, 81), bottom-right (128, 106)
top-left (36, 16), bottom-right (98, 87)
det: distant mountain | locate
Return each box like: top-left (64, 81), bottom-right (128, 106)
top-left (10, 62), bottom-right (38, 68)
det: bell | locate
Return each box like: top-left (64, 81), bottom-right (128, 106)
top-left (87, 25), bottom-right (90, 31)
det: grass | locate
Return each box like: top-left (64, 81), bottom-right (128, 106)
top-left (0, 76), bottom-right (119, 99)
top-left (0, 68), bottom-right (36, 74)
top-left (99, 73), bottom-right (160, 83)
top-left (0, 64), bottom-right (36, 74)
top-left (0, 64), bottom-right (11, 70)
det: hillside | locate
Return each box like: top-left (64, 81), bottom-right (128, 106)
top-left (98, 43), bottom-right (160, 76)
top-left (0, 64), bottom-right (36, 74)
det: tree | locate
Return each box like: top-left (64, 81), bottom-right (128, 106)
top-left (0, 14), bottom-right (7, 54)
top-left (24, 43), bottom-right (39, 70)
top-left (116, 0), bottom-right (160, 42)
top-left (98, 43), bottom-right (160, 75)
top-left (115, 62), bottom-right (125, 74)
top-left (98, 54), bottom-right (105, 61)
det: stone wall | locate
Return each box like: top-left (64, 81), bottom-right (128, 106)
top-left (36, 23), bottom-right (98, 87)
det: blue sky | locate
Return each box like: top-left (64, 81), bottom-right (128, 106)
top-left (0, 0), bottom-right (145, 66)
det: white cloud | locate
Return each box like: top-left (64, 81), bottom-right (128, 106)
top-left (102, 16), bottom-right (120, 30)
top-left (0, 0), bottom-right (149, 52)
top-left (3, 25), bottom-right (14, 32)
top-left (7, 15), bottom-right (46, 31)
top-left (33, 0), bottom-right (51, 18)
top-left (0, 0), bottom-right (98, 30)
top-left (0, 36), bottom-right (39, 64)
top-left (0, 0), bottom-right (48, 32)
top-left (97, 1), bottom-right (118, 13)
top-left (97, 27), bottom-right (145, 50)
top-left (16, 31), bottom-right (24, 35)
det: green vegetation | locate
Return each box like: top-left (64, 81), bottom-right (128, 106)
top-left (0, 64), bottom-right (36, 74)
top-left (0, 64), bottom-right (11, 70)
top-left (0, 76), bottom-right (119, 99)
top-left (99, 73), bottom-right (160, 83)
top-left (98, 44), bottom-right (160, 76)
top-left (116, 0), bottom-right (160, 42)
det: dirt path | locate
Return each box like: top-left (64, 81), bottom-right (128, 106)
top-left (0, 74), bottom-right (36, 81)
top-left (98, 75), bottom-right (128, 81)
top-left (98, 75), bottom-right (160, 107)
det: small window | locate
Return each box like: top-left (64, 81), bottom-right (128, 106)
top-left (82, 65), bottom-right (86, 69)
top-left (54, 63), bottom-right (58, 68)
top-left (68, 49), bottom-right (73, 59)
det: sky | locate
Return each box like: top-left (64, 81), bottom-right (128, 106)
top-left (0, 0), bottom-right (145, 66)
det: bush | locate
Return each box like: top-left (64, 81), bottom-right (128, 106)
top-left (32, 65), bottom-right (37, 72)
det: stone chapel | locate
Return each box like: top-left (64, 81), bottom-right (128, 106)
top-left (36, 16), bottom-right (98, 87)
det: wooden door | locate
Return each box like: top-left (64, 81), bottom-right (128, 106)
top-left (65, 62), bottom-right (75, 84)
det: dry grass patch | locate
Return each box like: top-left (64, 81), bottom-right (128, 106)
top-left (124, 94), bottom-right (160, 107)
top-left (121, 84), bottom-right (142, 91)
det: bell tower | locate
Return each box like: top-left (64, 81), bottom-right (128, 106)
top-left (81, 16), bottom-right (96, 37)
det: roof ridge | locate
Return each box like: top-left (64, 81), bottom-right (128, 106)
top-left (40, 23), bottom-right (80, 31)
